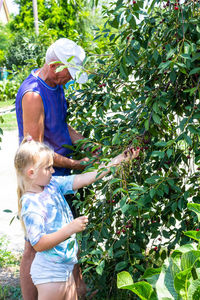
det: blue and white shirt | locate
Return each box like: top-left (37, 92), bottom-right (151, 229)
top-left (21, 175), bottom-right (78, 264)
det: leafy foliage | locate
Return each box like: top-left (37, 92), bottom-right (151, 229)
top-left (65, 0), bottom-right (200, 297)
top-left (136, 203), bottom-right (200, 299)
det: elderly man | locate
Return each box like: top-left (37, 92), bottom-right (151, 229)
top-left (16, 38), bottom-right (90, 300)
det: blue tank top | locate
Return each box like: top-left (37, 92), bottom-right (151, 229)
top-left (16, 69), bottom-right (73, 176)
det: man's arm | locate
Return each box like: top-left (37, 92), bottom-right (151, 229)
top-left (22, 92), bottom-right (88, 170)
top-left (68, 124), bottom-right (85, 144)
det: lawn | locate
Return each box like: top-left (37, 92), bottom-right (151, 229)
top-left (0, 236), bottom-right (22, 300)
top-left (0, 101), bottom-right (17, 131)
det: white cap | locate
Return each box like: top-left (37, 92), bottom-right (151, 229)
top-left (46, 38), bottom-right (88, 84)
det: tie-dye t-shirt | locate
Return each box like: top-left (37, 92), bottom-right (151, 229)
top-left (21, 175), bottom-right (78, 264)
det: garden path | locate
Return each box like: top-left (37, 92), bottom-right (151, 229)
top-left (0, 129), bottom-right (24, 253)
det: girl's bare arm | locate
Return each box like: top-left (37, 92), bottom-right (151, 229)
top-left (73, 148), bottom-right (140, 190)
top-left (33, 216), bottom-right (88, 252)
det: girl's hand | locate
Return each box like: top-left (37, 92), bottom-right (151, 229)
top-left (69, 216), bottom-right (88, 234)
top-left (112, 147), bottom-right (140, 166)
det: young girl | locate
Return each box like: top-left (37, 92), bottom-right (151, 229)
top-left (14, 136), bottom-right (139, 300)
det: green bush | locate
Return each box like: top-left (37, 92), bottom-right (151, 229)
top-left (117, 203), bottom-right (200, 299)
top-left (65, 0), bottom-right (200, 298)
top-left (0, 235), bottom-right (19, 267)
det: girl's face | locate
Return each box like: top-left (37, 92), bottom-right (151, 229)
top-left (33, 155), bottom-right (54, 190)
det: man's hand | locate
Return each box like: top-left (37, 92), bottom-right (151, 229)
top-left (77, 157), bottom-right (90, 170)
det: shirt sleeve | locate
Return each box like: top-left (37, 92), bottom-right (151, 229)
top-left (22, 212), bottom-right (46, 246)
top-left (53, 175), bottom-right (76, 195)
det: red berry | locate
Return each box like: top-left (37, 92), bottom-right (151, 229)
top-left (194, 106), bottom-right (198, 110)
top-left (116, 230), bottom-right (121, 235)
top-left (196, 228), bottom-right (200, 231)
top-left (112, 200), bottom-right (115, 203)
top-left (122, 228), bottom-right (126, 233)
top-left (133, 0), bottom-right (136, 4)
top-left (102, 83), bottom-right (106, 87)
top-left (154, 246), bottom-right (158, 251)
top-left (99, 84), bottom-right (103, 88)
top-left (174, 6), bottom-right (179, 10)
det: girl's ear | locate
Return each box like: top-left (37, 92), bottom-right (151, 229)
top-left (27, 167), bottom-right (35, 179)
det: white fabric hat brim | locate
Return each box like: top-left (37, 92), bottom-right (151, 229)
top-left (50, 38), bottom-right (88, 84)
top-left (68, 67), bottom-right (88, 84)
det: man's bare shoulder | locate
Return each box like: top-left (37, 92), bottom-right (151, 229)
top-left (22, 92), bottom-right (43, 109)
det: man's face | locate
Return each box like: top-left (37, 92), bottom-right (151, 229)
top-left (50, 64), bottom-right (73, 86)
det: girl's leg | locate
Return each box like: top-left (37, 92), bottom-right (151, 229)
top-left (65, 275), bottom-right (78, 300)
top-left (36, 275), bottom-right (77, 300)
top-left (36, 282), bottom-right (66, 300)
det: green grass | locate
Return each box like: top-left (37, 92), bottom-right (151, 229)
top-left (0, 112), bottom-right (17, 131)
top-left (0, 236), bottom-right (22, 300)
top-left (0, 100), bottom-right (17, 131)
top-left (0, 285), bottom-right (22, 300)
top-left (0, 100), bottom-right (15, 109)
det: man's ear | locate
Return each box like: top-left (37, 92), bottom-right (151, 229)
top-left (49, 63), bottom-right (57, 71)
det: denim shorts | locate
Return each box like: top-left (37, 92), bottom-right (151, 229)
top-left (30, 253), bottom-right (75, 285)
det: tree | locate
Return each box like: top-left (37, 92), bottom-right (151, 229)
top-left (66, 0), bottom-right (200, 298)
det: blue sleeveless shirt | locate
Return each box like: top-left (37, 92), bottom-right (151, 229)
top-left (15, 69), bottom-right (73, 176)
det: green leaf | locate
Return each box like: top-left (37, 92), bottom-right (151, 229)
top-left (112, 132), bottom-right (120, 145)
top-left (189, 68), bottom-right (200, 76)
top-left (127, 281), bottom-right (154, 300)
top-left (68, 240), bottom-right (75, 251)
top-left (187, 203), bottom-right (200, 222)
top-left (187, 279), bottom-right (200, 299)
top-left (112, 187), bottom-right (128, 197)
top-left (3, 209), bottom-right (12, 213)
top-left (167, 149), bottom-right (173, 158)
top-left (96, 260), bottom-right (105, 275)
top-left (154, 141), bottom-right (167, 147)
top-left (150, 189), bottom-right (156, 198)
top-left (183, 133), bottom-right (192, 145)
top-left (117, 272), bottom-right (154, 300)
top-left (170, 70), bottom-right (176, 83)
top-left (174, 268), bottom-right (192, 296)
top-left (110, 178), bottom-right (122, 185)
top-left (156, 258), bottom-right (179, 299)
top-left (151, 151), bottom-right (165, 158)
top-left (117, 271), bottom-right (133, 288)
top-left (141, 267), bottom-right (161, 279)
top-left (184, 231), bottom-right (200, 242)
top-left (191, 53), bottom-right (200, 62)
top-left (115, 261), bottom-right (128, 272)
top-left (152, 113), bottom-right (161, 125)
top-left (181, 251), bottom-right (200, 270)
top-left (145, 175), bottom-right (160, 184)
top-left (144, 119), bottom-right (149, 130)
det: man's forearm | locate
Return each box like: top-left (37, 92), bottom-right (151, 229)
top-left (68, 124), bottom-right (85, 144)
top-left (53, 152), bottom-right (87, 170)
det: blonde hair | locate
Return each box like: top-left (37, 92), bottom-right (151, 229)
top-left (14, 136), bottom-right (54, 233)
